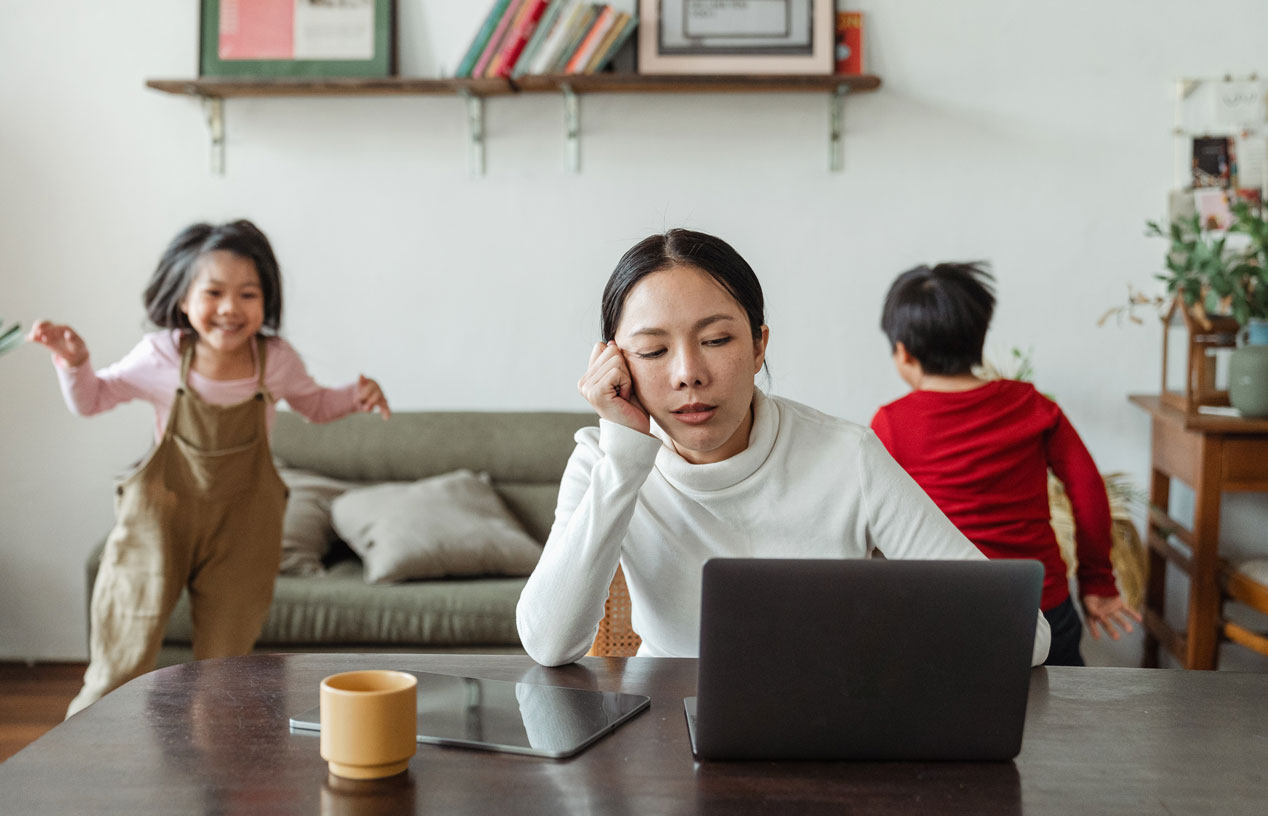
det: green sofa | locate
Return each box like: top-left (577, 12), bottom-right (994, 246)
top-left (85, 410), bottom-right (596, 666)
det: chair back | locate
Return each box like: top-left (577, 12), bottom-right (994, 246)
top-left (588, 565), bottom-right (642, 657)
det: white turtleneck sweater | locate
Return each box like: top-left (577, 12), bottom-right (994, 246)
top-left (516, 390), bottom-right (1051, 667)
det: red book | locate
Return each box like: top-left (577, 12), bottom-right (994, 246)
top-left (473, 0), bottom-right (525, 79)
top-left (834, 11), bottom-right (864, 75)
top-left (488, 0), bottom-right (551, 78)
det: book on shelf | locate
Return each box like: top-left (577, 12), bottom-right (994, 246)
top-left (456, 0), bottom-right (512, 78)
top-left (564, 7), bottom-right (617, 74)
top-left (584, 11), bottom-right (634, 74)
top-left (512, 0), bottom-right (570, 78)
top-left (530, 1), bottom-right (590, 75)
top-left (548, 4), bottom-right (601, 73)
top-left (486, 0), bottom-right (551, 78)
top-left (457, 0), bottom-right (638, 79)
top-left (472, 0), bottom-right (525, 79)
top-left (834, 10), bottom-right (864, 75)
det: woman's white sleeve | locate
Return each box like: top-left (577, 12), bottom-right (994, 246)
top-left (857, 431), bottom-right (1051, 666)
top-left (516, 420), bottom-right (661, 666)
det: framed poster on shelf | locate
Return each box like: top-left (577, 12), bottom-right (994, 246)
top-left (637, 0), bottom-right (834, 75)
top-left (199, 0), bottom-right (396, 79)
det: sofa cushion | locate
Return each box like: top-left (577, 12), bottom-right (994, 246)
top-left (271, 411), bottom-right (597, 542)
top-left (164, 559), bottom-right (529, 647)
top-left (278, 466), bottom-right (356, 576)
top-left (331, 470), bottom-right (543, 584)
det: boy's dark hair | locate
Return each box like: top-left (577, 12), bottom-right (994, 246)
top-left (601, 228), bottom-right (765, 342)
top-left (881, 262), bottom-right (995, 376)
top-left (144, 219), bottom-right (283, 335)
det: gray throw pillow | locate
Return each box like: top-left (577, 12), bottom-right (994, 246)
top-left (278, 466), bottom-right (356, 576)
top-left (330, 469), bottom-right (543, 584)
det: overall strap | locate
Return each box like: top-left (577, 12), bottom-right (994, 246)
top-left (254, 335), bottom-right (276, 407)
top-left (256, 336), bottom-right (269, 389)
top-left (178, 332), bottom-right (195, 387)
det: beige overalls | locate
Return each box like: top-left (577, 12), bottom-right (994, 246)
top-left (67, 336), bottom-right (288, 717)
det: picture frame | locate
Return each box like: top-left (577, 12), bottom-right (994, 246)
top-left (199, 0), bottom-right (397, 79)
top-left (637, 0), bottom-right (834, 75)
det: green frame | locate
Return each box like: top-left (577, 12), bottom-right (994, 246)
top-left (199, 0), bottom-right (396, 79)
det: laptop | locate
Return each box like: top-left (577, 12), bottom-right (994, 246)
top-left (684, 558), bottom-right (1043, 761)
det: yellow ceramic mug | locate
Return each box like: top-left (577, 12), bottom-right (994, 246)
top-left (319, 670), bottom-right (418, 780)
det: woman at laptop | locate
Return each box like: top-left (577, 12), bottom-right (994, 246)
top-left (516, 229), bottom-right (1051, 667)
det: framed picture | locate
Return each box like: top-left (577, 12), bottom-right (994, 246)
top-left (200, 0), bottom-right (397, 79)
top-left (637, 0), bottom-right (834, 75)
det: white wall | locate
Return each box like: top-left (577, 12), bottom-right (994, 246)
top-left (2, 1), bottom-right (1266, 667)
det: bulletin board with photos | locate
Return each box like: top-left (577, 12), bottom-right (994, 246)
top-left (1173, 76), bottom-right (1268, 231)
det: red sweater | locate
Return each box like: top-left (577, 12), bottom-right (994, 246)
top-left (870, 380), bottom-right (1116, 611)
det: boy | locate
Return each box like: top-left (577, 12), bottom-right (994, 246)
top-left (870, 262), bottom-right (1140, 666)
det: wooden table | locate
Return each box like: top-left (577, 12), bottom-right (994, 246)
top-left (1, 654), bottom-right (1265, 814)
top-left (1129, 395), bottom-right (1268, 669)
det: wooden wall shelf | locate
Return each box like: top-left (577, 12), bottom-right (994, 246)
top-left (145, 73), bottom-right (882, 175)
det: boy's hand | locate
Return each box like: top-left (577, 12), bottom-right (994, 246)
top-left (356, 375), bottom-right (390, 420)
top-left (578, 341), bottom-right (650, 435)
top-left (26, 320), bottom-right (88, 368)
top-left (1081, 593), bottom-right (1142, 641)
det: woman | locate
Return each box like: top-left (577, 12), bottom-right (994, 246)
top-left (516, 229), bottom-right (1050, 667)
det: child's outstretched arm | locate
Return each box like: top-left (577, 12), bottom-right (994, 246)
top-left (356, 375), bottom-right (390, 419)
top-left (28, 322), bottom-right (160, 416)
top-left (1045, 408), bottom-right (1142, 641)
top-left (26, 320), bottom-right (89, 368)
top-left (268, 338), bottom-right (388, 422)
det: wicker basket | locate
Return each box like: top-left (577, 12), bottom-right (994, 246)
top-left (1048, 472), bottom-right (1148, 610)
top-left (588, 565), bottom-right (642, 657)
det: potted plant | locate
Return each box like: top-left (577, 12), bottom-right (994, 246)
top-left (1226, 200), bottom-right (1268, 340)
top-left (1101, 204), bottom-right (1268, 416)
top-left (1224, 202), bottom-right (1268, 415)
top-left (1141, 202), bottom-right (1268, 328)
top-left (1142, 202), bottom-right (1268, 415)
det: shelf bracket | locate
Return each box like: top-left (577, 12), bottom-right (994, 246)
top-left (202, 97), bottom-right (225, 176)
top-left (562, 84), bottom-right (580, 174)
top-left (459, 91), bottom-right (486, 177)
top-left (829, 84), bottom-right (851, 173)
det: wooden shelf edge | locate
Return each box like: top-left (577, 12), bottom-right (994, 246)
top-left (145, 77), bottom-right (514, 98)
top-left (515, 73), bottom-right (881, 94)
top-left (146, 73), bottom-right (882, 99)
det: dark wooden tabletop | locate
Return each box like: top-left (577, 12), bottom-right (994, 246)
top-left (1, 654), bottom-right (1264, 815)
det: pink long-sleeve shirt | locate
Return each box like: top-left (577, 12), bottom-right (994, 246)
top-left (55, 330), bottom-right (359, 439)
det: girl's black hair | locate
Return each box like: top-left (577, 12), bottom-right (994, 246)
top-left (880, 262), bottom-right (995, 376)
top-left (143, 219), bottom-right (283, 335)
top-left (601, 229), bottom-right (766, 342)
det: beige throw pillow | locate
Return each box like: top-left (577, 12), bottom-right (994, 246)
top-left (330, 469), bottom-right (543, 584)
top-left (278, 466), bottom-right (356, 576)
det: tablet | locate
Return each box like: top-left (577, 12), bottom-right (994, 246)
top-left (289, 670), bottom-right (651, 759)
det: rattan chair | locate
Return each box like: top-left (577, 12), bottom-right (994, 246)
top-left (588, 565), bottom-right (642, 657)
top-left (1048, 472), bottom-right (1148, 610)
top-left (1219, 558), bottom-right (1268, 658)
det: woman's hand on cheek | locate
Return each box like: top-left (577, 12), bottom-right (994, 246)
top-left (578, 341), bottom-right (651, 435)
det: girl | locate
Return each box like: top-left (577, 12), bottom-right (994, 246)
top-left (515, 229), bottom-right (1051, 667)
top-left (29, 219), bottom-right (390, 716)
